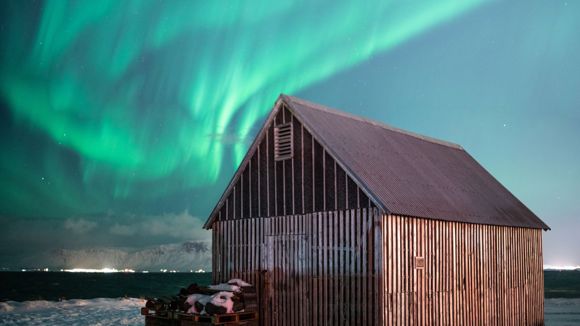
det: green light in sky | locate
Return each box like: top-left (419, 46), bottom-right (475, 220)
top-left (0, 0), bottom-right (483, 217)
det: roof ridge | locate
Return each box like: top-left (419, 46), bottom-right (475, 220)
top-left (283, 94), bottom-right (464, 150)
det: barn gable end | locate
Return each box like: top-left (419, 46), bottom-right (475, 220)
top-left (204, 97), bottom-right (380, 229)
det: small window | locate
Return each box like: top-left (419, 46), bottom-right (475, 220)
top-left (274, 123), bottom-right (293, 161)
top-left (415, 256), bottom-right (425, 269)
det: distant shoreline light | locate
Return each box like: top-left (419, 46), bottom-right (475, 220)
top-left (63, 268), bottom-right (135, 273)
top-left (8, 267), bottom-right (210, 273)
top-left (543, 265), bottom-right (580, 271)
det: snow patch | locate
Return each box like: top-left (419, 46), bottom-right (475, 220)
top-left (210, 291), bottom-right (234, 314)
top-left (228, 278), bottom-right (251, 287)
top-left (185, 294), bottom-right (211, 314)
top-left (0, 298), bottom-right (145, 326)
top-left (209, 283), bottom-right (240, 292)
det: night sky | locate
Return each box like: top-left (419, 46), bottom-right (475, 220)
top-left (0, 1), bottom-right (578, 270)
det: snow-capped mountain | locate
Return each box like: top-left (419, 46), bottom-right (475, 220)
top-left (47, 241), bottom-right (211, 271)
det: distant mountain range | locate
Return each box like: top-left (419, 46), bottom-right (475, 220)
top-left (43, 241), bottom-right (211, 272)
top-left (8, 245), bottom-right (578, 273)
top-left (543, 265), bottom-right (580, 271)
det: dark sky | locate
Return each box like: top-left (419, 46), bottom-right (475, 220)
top-left (0, 1), bottom-right (578, 269)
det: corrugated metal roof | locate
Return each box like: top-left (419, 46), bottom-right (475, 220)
top-left (283, 95), bottom-right (549, 230)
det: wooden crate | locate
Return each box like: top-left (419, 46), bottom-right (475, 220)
top-left (144, 315), bottom-right (180, 326)
top-left (142, 307), bottom-right (180, 326)
top-left (179, 311), bottom-right (258, 325)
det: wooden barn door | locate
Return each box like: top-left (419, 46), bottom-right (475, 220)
top-left (264, 234), bottom-right (311, 326)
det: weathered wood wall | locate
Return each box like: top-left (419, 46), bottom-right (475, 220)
top-left (213, 208), bottom-right (383, 326)
top-left (382, 214), bottom-right (544, 326)
top-left (211, 106), bottom-right (373, 224)
top-left (208, 100), bottom-right (545, 325)
top-left (212, 211), bottom-right (544, 326)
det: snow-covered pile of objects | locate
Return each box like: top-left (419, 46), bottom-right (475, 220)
top-left (144, 278), bottom-right (255, 317)
top-left (184, 279), bottom-right (252, 315)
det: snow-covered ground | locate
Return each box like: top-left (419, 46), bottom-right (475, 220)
top-left (0, 297), bottom-right (578, 325)
top-left (0, 298), bottom-right (145, 326)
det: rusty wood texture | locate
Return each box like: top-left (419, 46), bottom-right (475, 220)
top-left (213, 108), bottom-right (373, 224)
top-left (207, 99), bottom-right (377, 229)
top-left (382, 214), bottom-right (544, 326)
top-left (212, 208), bottom-right (383, 326)
top-left (213, 211), bottom-right (544, 326)
top-left (207, 97), bottom-right (544, 326)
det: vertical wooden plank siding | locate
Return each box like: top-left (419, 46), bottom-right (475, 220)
top-left (382, 214), bottom-right (544, 326)
top-left (211, 107), bottom-right (375, 224)
top-left (212, 213), bottom-right (543, 326)
top-left (208, 106), bottom-right (544, 326)
top-left (212, 207), bottom-right (382, 326)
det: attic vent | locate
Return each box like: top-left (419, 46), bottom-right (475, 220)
top-left (274, 123), bottom-right (293, 161)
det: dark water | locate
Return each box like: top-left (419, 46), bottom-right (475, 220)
top-left (1, 271), bottom-right (579, 302)
top-left (545, 270), bottom-right (580, 298)
top-left (0, 272), bottom-right (212, 301)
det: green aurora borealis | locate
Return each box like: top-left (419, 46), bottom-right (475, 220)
top-left (1, 1), bottom-right (580, 268)
top-left (0, 0), bottom-right (482, 218)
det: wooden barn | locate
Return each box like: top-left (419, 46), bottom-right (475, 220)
top-left (203, 95), bottom-right (549, 326)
